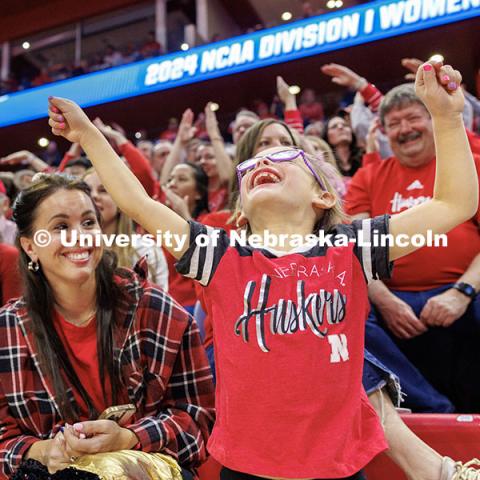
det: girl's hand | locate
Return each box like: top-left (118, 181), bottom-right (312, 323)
top-left (48, 97), bottom-right (97, 144)
top-left (63, 420), bottom-right (138, 456)
top-left (414, 62), bottom-right (464, 118)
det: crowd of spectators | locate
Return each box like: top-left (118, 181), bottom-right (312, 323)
top-left (1, 1), bottom-right (353, 97)
top-left (1, 54), bottom-right (480, 477)
top-left (0, 32), bottom-right (163, 95)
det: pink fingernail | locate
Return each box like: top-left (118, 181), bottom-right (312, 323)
top-left (58, 115), bottom-right (64, 122)
top-left (59, 122), bottom-right (65, 129)
top-left (52, 106), bottom-right (59, 113)
top-left (73, 423), bottom-right (83, 431)
top-left (423, 64), bottom-right (432, 71)
top-left (442, 75), bottom-right (450, 82)
top-left (448, 82), bottom-right (458, 90)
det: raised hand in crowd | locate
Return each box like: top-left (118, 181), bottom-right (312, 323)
top-left (401, 57), bottom-right (423, 80)
top-left (0, 150), bottom-right (49, 172)
top-left (177, 108), bottom-right (197, 145)
top-left (93, 117), bottom-right (128, 147)
top-left (65, 142), bottom-right (83, 160)
top-left (159, 108), bottom-right (197, 186)
top-left (204, 102), bottom-right (233, 185)
top-left (204, 102), bottom-right (222, 143)
top-left (276, 76), bottom-right (298, 110)
top-left (365, 117), bottom-right (381, 154)
top-left (321, 63), bottom-right (368, 91)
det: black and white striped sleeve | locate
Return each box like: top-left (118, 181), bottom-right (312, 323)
top-left (175, 221), bottom-right (230, 286)
top-left (351, 215), bottom-right (393, 283)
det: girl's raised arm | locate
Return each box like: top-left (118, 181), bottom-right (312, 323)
top-left (48, 97), bottom-right (189, 259)
top-left (389, 63), bottom-right (478, 261)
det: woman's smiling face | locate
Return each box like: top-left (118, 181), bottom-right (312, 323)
top-left (21, 189), bottom-right (103, 287)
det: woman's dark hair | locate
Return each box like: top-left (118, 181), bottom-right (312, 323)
top-left (323, 116), bottom-right (364, 177)
top-left (185, 162), bottom-right (209, 218)
top-left (12, 174), bottom-right (122, 422)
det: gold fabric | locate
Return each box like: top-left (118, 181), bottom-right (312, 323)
top-left (70, 450), bottom-right (183, 480)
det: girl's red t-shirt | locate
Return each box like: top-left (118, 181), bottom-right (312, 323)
top-left (176, 217), bottom-right (391, 478)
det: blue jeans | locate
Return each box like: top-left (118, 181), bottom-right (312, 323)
top-left (367, 284), bottom-right (480, 412)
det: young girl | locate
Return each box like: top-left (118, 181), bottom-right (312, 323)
top-left (47, 63), bottom-right (478, 479)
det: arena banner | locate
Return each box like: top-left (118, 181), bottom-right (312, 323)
top-left (1, 0), bottom-right (479, 127)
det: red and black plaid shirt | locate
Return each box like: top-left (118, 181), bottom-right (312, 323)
top-left (0, 258), bottom-right (215, 478)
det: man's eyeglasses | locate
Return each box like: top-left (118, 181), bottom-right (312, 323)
top-left (236, 149), bottom-right (326, 190)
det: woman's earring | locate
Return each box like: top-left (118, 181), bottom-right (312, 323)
top-left (28, 260), bottom-right (40, 272)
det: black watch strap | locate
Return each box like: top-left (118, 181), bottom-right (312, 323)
top-left (452, 282), bottom-right (477, 299)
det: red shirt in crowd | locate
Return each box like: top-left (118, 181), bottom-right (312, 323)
top-left (0, 244), bottom-right (21, 306)
top-left (208, 187), bottom-right (229, 213)
top-left (176, 218), bottom-right (390, 478)
top-left (345, 153), bottom-right (480, 291)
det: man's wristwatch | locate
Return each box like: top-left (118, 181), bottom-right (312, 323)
top-left (452, 282), bottom-right (477, 299)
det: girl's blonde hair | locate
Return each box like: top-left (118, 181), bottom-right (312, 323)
top-left (304, 136), bottom-right (338, 168)
top-left (82, 169), bottom-right (159, 280)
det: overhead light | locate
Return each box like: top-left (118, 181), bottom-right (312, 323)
top-left (180, 43), bottom-right (189, 51)
top-left (209, 102), bottom-right (219, 112)
top-left (289, 85), bottom-right (301, 95)
top-left (281, 11), bottom-right (293, 21)
top-left (134, 131), bottom-right (142, 139)
top-left (429, 54), bottom-right (444, 63)
top-left (38, 137), bottom-right (49, 147)
top-left (326, 0), bottom-right (336, 8)
top-left (22, 41), bottom-right (31, 50)
top-left (335, 0), bottom-right (343, 6)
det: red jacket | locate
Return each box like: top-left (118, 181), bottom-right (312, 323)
top-left (0, 259), bottom-right (215, 477)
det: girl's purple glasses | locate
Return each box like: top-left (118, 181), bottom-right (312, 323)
top-left (236, 149), bottom-right (327, 190)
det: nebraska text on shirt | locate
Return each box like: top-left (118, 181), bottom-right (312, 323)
top-left (234, 273), bottom-right (348, 353)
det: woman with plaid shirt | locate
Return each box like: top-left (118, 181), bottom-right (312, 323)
top-left (0, 174), bottom-right (215, 479)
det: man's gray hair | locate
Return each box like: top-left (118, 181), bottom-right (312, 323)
top-left (235, 109), bottom-right (259, 123)
top-left (379, 83), bottom-right (429, 126)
